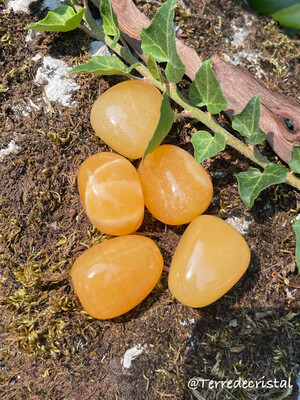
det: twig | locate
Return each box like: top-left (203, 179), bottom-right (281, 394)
top-left (79, 25), bottom-right (99, 39)
top-left (191, 390), bottom-right (207, 400)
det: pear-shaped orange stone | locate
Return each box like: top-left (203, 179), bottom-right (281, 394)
top-left (71, 235), bottom-right (163, 319)
top-left (138, 145), bottom-right (213, 225)
top-left (168, 215), bottom-right (250, 307)
top-left (90, 80), bottom-right (162, 159)
top-left (78, 152), bottom-right (144, 235)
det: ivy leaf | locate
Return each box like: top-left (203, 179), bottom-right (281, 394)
top-left (272, 4), bottom-right (300, 30)
top-left (147, 53), bottom-right (163, 82)
top-left (25, 5), bottom-right (86, 32)
top-left (143, 92), bottom-right (174, 160)
top-left (248, 0), bottom-right (300, 29)
top-left (288, 146), bottom-right (300, 173)
top-left (191, 131), bottom-right (226, 163)
top-left (188, 60), bottom-right (227, 114)
top-left (235, 163), bottom-right (287, 208)
top-left (232, 95), bottom-right (266, 145)
top-left (100, 0), bottom-right (120, 48)
top-left (292, 220), bottom-right (300, 273)
top-left (248, 0), bottom-right (298, 15)
top-left (68, 56), bottom-right (139, 76)
top-left (140, 0), bottom-right (185, 83)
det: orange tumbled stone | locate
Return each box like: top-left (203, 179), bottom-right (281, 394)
top-left (90, 80), bottom-right (162, 159)
top-left (168, 215), bottom-right (251, 307)
top-left (71, 235), bottom-right (163, 319)
top-left (78, 152), bottom-right (144, 235)
top-left (138, 145), bottom-right (213, 225)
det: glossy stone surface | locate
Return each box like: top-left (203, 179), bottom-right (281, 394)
top-left (168, 215), bottom-right (251, 307)
top-left (90, 80), bottom-right (162, 159)
top-left (138, 145), bottom-right (213, 225)
top-left (71, 235), bottom-right (163, 319)
top-left (78, 152), bottom-right (144, 235)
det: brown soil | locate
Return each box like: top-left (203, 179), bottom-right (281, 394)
top-left (0, 0), bottom-right (299, 399)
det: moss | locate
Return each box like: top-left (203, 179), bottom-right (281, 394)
top-left (261, 20), bottom-right (298, 81)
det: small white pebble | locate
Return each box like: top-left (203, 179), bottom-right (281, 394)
top-left (225, 216), bottom-right (250, 235)
top-left (213, 171), bottom-right (226, 178)
top-left (25, 29), bottom-right (43, 43)
top-left (90, 41), bottom-right (111, 57)
top-left (42, 0), bottom-right (62, 11)
top-left (0, 140), bottom-right (20, 161)
top-left (35, 55), bottom-right (80, 107)
top-left (32, 54), bottom-right (42, 62)
top-left (122, 344), bottom-right (147, 369)
top-left (7, 0), bottom-right (33, 12)
top-left (7, 0), bottom-right (61, 13)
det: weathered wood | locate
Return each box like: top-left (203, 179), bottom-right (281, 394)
top-left (210, 54), bottom-right (300, 164)
top-left (91, 0), bottom-right (300, 164)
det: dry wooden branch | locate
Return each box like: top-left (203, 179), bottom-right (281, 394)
top-left (91, 0), bottom-right (300, 164)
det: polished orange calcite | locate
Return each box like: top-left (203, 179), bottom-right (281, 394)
top-left (71, 235), bottom-right (163, 319)
top-left (138, 145), bottom-right (213, 225)
top-left (168, 215), bottom-right (251, 307)
top-left (78, 152), bottom-right (144, 235)
top-left (90, 80), bottom-right (162, 159)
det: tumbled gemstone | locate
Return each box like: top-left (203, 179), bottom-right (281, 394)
top-left (168, 215), bottom-right (251, 307)
top-left (78, 152), bottom-right (144, 235)
top-left (138, 145), bottom-right (213, 225)
top-left (71, 235), bottom-right (164, 319)
top-left (90, 80), bottom-right (162, 159)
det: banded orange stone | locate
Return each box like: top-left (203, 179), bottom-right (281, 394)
top-left (78, 152), bottom-right (144, 235)
top-left (168, 215), bottom-right (251, 307)
top-left (90, 80), bottom-right (162, 159)
top-left (138, 145), bottom-right (213, 225)
top-left (71, 235), bottom-right (164, 319)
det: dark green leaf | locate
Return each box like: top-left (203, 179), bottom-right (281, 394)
top-left (232, 95), bottom-right (266, 145)
top-left (147, 53), bottom-right (163, 82)
top-left (68, 56), bottom-right (139, 76)
top-left (140, 0), bottom-right (185, 83)
top-left (235, 163), bottom-right (287, 208)
top-left (100, 0), bottom-right (120, 48)
top-left (288, 146), bottom-right (300, 173)
top-left (25, 5), bottom-right (85, 32)
top-left (272, 4), bottom-right (300, 30)
top-left (292, 220), bottom-right (300, 273)
top-left (188, 60), bottom-right (227, 114)
top-left (143, 91), bottom-right (174, 160)
top-left (191, 131), bottom-right (226, 163)
top-left (248, 0), bottom-right (298, 16)
top-left (248, 0), bottom-right (300, 29)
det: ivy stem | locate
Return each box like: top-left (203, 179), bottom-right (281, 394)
top-left (77, 3), bottom-right (300, 191)
top-left (167, 86), bottom-right (300, 190)
top-left (173, 113), bottom-right (186, 120)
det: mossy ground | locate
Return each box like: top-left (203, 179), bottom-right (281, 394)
top-left (0, 0), bottom-right (299, 399)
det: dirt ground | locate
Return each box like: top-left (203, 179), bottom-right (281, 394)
top-left (0, 0), bottom-right (299, 399)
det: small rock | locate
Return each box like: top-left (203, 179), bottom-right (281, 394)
top-left (90, 41), bottom-right (111, 57)
top-left (25, 29), bottom-right (43, 43)
top-left (0, 140), bottom-right (20, 161)
top-left (35, 55), bottom-right (80, 107)
top-left (42, 0), bottom-right (61, 10)
top-left (225, 216), bottom-right (250, 235)
top-left (122, 344), bottom-right (147, 369)
top-left (8, 0), bottom-right (61, 13)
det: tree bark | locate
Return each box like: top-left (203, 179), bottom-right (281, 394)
top-left (91, 0), bottom-right (300, 164)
